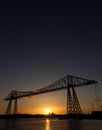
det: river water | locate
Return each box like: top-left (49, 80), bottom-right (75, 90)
top-left (0, 119), bottom-right (102, 130)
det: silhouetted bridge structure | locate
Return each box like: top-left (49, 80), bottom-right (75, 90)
top-left (4, 75), bottom-right (97, 115)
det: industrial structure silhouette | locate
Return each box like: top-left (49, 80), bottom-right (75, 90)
top-left (4, 75), bottom-right (97, 115)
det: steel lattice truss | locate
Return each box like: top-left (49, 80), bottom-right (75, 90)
top-left (4, 75), bottom-right (97, 101)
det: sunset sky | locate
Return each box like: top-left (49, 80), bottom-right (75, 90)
top-left (0, 2), bottom-right (102, 114)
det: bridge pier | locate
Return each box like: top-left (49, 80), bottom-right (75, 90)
top-left (72, 86), bottom-right (82, 114)
top-left (6, 100), bottom-right (12, 114)
top-left (13, 99), bottom-right (18, 114)
top-left (5, 99), bottom-right (18, 114)
top-left (67, 87), bottom-right (73, 115)
top-left (67, 86), bottom-right (82, 118)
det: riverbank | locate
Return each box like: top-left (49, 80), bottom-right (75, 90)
top-left (0, 113), bottom-right (102, 120)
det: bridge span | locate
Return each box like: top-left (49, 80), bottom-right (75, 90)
top-left (4, 75), bottom-right (97, 115)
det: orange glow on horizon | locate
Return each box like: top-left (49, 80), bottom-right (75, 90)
top-left (20, 106), bottom-right (67, 115)
top-left (44, 109), bottom-right (51, 115)
top-left (20, 106), bottom-right (90, 115)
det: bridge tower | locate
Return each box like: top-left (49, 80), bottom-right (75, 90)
top-left (66, 76), bottom-right (82, 116)
top-left (5, 100), bottom-right (12, 114)
top-left (5, 91), bottom-right (18, 114)
top-left (67, 86), bottom-right (82, 115)
top-left (13, 99), bottom-right (18, 114)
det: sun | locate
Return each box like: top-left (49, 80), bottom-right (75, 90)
top-left (45, 109), bottom-right (51, 115)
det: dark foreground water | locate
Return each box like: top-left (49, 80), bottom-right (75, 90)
top-left (0, 118), bottom-right (102, 130)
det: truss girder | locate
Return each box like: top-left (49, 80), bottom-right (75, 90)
top-left (4, 75), bottom-right (97, 101)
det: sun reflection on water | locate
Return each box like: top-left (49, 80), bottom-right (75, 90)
top-left (45, 119), bottom-right (50, 130)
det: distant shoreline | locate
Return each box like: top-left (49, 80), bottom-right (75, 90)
top-left (0, 112), bottom-right (102, 120)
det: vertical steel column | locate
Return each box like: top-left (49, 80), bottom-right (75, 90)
top-left (5, 100), bottom-right (12, 114)
top-left (67, 87), bottom-right (73, 115)
top-left (13, 99), bottom-right (18, 114)
top-left (72, 87), bottom-right (82, 114)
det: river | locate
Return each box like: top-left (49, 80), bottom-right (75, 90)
top-left (0, 118), bottom-right (102, 130)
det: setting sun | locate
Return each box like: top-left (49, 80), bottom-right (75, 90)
top-left (45, 109), bottom-right (51, 115)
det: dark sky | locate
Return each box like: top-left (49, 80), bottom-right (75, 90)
top-left (0, 2), bottom-right (102, 114)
